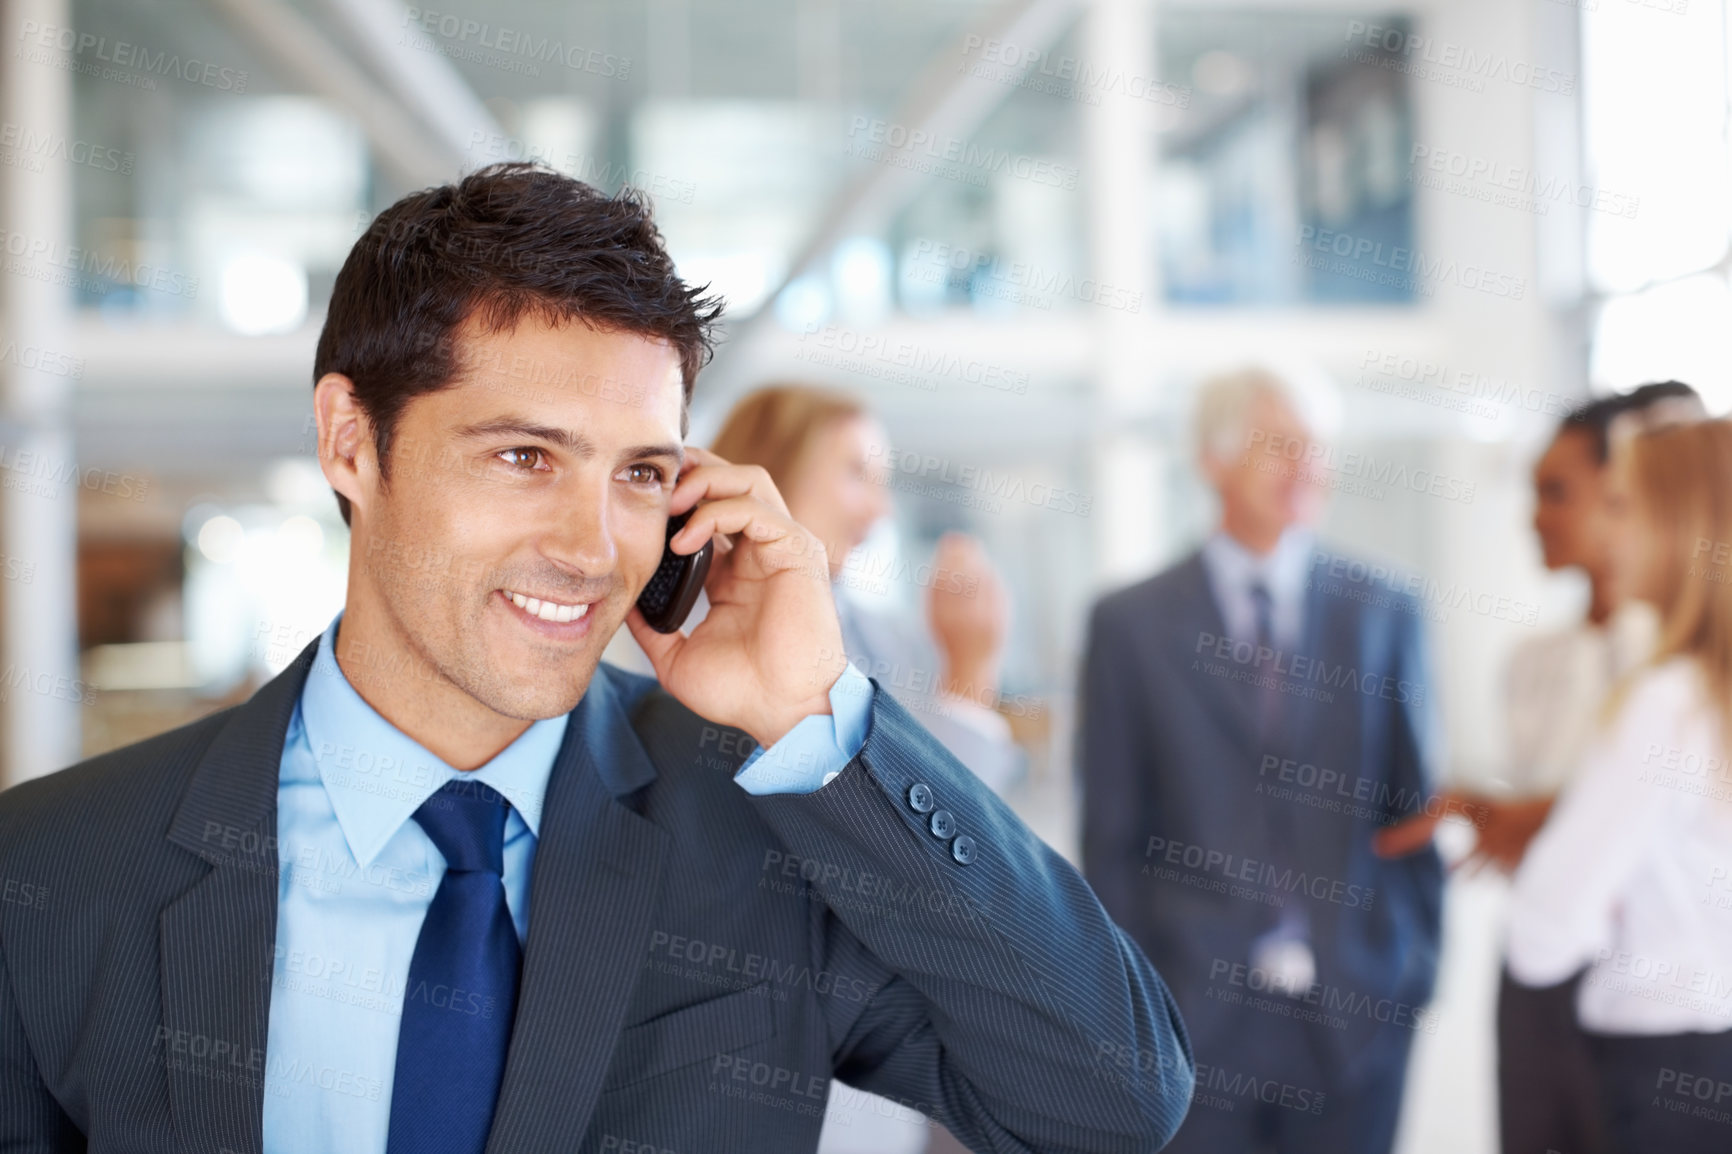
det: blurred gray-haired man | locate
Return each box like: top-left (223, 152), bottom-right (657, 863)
top-left (1079, 367), bottom-right (1446, 1153)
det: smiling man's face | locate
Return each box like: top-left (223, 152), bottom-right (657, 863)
top-left (344, 312), bottom-right (686, 723)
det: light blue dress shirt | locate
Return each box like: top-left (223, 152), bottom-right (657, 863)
top-left (261, 612), bottom-right (872, 1154)
top-left (1199, 526), bottom-right (1314, 651)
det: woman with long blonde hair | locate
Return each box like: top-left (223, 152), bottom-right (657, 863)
top-left (710, 383), bottom-right (1024, 794)
top-left (1509, 418), bottom-right (1732, 1153)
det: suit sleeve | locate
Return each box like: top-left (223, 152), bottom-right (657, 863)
top-left (0, 940), bottom-right (83, 1152)
top-left (1075, 601), bottom-right (1152, 946)
top-left (1386, 603), bottom-right (1446, 984)
top-left (746, 678), bottom-right (1194, 1153)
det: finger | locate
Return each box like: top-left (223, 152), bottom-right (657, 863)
top-left (1371, 812), bottom-right (1442, 858)
top-left (670, 461), bottom-right (789, 519)
top-left (675, 495), bottom-right (827, 578)
top-left (682, 444), bottom-right (731, 468)
top-left (624, 603), bottom-right (686, 673)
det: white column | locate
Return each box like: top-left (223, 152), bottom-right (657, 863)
top-left (2, 0), bottom-right (82, 785)
top-left (1082, 0), bottom-right (1162, 587)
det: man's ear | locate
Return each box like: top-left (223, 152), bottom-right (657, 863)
top-left (314, 373), bottom-right (376, 522)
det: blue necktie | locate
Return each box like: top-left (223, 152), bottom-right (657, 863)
top-left (386, 779), bottom-right (522, 1154)
top-left (1249, 580), bottom-right (1283, 738)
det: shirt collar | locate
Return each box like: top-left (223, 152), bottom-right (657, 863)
top-left (1202, 525), bottom-right (1314, 602)
top-left (298, 611), bottom-right (569, 868)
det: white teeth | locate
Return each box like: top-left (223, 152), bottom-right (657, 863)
top-left (505, 590), bottom-right (589, 623)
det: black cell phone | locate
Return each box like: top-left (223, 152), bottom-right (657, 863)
top-left (636, 508), bottom-right (714, 633)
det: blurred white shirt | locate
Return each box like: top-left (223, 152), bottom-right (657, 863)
top-left (1501, 601), bottom-right (1657, 796)
top-left (1508, 655), bottom-right (1732, 1034)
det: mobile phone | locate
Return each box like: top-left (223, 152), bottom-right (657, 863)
top-left (636, 508), bottom-right (714, 633)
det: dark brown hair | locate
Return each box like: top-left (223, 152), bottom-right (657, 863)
top-left (313, 161), bottom-right (724, 525)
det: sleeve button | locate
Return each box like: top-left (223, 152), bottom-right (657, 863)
top-left (951, 835), bottom-right (976, 865)
top-left (928, 809), bottom-right (956, 839)
top-left (907, 783), bottom-right (935, 813)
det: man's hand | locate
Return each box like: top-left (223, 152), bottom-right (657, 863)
top-left (926, 532), bottom-right (1009, 708)
top-left (1372, 790), bottom-right (1554, 875)
top-left (625, 446), bottom-right (849, 749)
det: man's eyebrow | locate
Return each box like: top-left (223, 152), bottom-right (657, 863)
top-left (452, 418), bottom-right (590, 454)
top-left (451, 419), bottom-right (683, 465)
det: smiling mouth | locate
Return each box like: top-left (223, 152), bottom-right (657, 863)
top-left (503, 590), bottom-right (592, 624)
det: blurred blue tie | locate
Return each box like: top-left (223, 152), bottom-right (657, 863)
top-left (386, 779), bottom-right (521, 1154)
top-left (1249, 580), bottom-right (1283, 738)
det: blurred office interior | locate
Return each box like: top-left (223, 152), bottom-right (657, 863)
top-left (3, 0), bottom-right (1731, 1149)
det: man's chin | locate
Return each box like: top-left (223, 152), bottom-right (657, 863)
top-left (471, 659), bottom-right (600, 722)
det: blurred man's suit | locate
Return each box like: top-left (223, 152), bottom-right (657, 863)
top-left (1080, 530), bottom-right (1444, 1153)
top-left (0, 633), bottom-right (1193, 1153)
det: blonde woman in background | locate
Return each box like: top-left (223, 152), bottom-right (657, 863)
top-left (1508, 418), bottom-right (1732, 1153)
top-left (710, 384), bottom-right (1026, 798)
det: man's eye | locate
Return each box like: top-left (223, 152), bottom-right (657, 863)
top-left (624, 463), bottom-right (664, 485)
top-left (498, 447), bottom-right (544, 470)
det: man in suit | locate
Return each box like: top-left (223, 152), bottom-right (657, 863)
top-left (1079, 367), bottom-right (1444, 1153)
top-left (0, 163), bottom-right (1193, 1154)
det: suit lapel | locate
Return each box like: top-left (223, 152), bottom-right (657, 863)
top-left (1162, 553), bottom-right (1262, 745)
top-left (160, 640), bottom-right (320, 1154)
top-left (486, 667), bottom-right (671, 1151)
top-left (1282, 550), bottom-right (1336, 762)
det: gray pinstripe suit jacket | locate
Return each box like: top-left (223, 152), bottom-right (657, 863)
top-left (1, 637), bottom-right (1193, 1153)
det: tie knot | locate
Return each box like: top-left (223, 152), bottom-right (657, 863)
top-left (412, 778), bottom-right (510, 874)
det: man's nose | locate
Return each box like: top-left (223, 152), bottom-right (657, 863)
top-left (539, 481), bottom-right (619, 576)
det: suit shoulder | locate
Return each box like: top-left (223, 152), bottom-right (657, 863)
top-left (1308, 544), bottom-right (1428, 623)
top-left (0, 703), bottom-right (237, 860)
top-left (596, 660), bottom-right (663, 713)
top-left (1091, 556), bottom-right (1202, 629)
